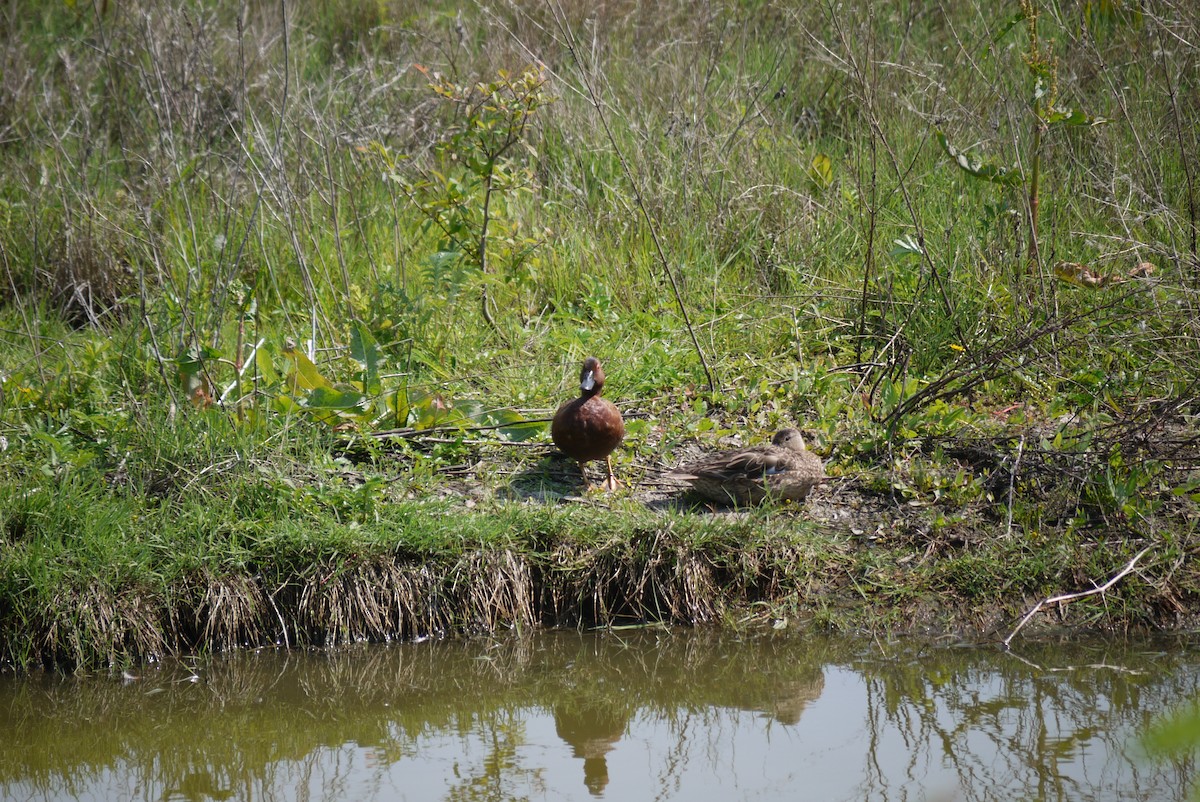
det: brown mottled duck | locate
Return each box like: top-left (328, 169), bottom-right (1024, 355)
top-left (669, 428), bottom-right (824, 506)
top-left (551, 357), bottom-right (624, 491)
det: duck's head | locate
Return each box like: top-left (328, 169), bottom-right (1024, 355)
top-left (579, 356), bottom-right (606, 396)
top-left (771, 428), bottom-right (807, 451)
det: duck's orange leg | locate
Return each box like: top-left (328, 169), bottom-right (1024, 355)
top-left (603, 455), bottom-right (620, 491)
top-left (577, 460), bottom-right (595, 491)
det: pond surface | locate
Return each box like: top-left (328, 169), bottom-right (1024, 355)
top-left (1, 629), bottom-right (1198, 802)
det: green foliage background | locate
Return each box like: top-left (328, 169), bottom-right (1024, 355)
top-left (0, 0), bottom-right (1198, 669)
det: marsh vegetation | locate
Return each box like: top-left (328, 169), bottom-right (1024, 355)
top-left (1, 0), bottom-right (1198, 670)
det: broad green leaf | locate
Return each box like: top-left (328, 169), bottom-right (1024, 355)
top-left (807, 153), bottom-right (834, 190)
top-left (254, 346), bottom-right (280, 385)
top-left (409, 391), bottom-right (455, 429)
top-left (374, 388), bottom-right (412, 428)
top-left (305, 386), bottom-right (367, 412)
top-left (418, 401), bottom-right (468, 429)
top-left (271, 394), bottom-right (302, 414)
top-left (175, 344), bottom-right (222, 375)
top-left (454, 399), bottom-right (485, 420)
top-left (281, 343), bottom-right (333, 392)
top-left (936, 131), bottom-right (1022, 187)
top-left (349, 322), bottom-right (383, 395)
top-left (507, 423), bottom-right (549, 442)
top-left (483, 407), bottom-right (544, 442)
top-left (1172, 477), bottom-right (1200, 498)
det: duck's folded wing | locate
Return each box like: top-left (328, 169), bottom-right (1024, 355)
top-left (674, 446), bottom-right (787, 481)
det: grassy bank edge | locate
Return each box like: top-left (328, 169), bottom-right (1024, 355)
top-left (1, 489), bottom-right (1187, 672)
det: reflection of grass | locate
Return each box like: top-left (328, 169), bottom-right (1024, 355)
top-left (0, 631), bottom-right (836, 789)
top-left (1143, 700), bottom-right (1200, 800)
top-left (1, 632), bottom-right (1194, 800)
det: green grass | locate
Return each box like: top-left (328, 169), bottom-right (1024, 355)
top-left (0, 476), bottom-right (841, 666)
top-left (1, 0), bottom-right (1199, 668)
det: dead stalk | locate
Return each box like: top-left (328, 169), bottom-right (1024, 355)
top-left (1002, 547), bottom-right (1152, 647)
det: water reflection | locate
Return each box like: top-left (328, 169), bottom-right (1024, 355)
top-left (0, 630), bottom-right (1196, 801)
top-left (554, 699), bottom-right (629, 794)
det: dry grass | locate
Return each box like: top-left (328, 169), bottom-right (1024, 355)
top-left (4, 515), bottom-right (854, 669)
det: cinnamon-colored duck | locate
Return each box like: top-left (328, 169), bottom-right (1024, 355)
top-left (668, 428), bottom-right (824, 506)
top-left (551, 356), bottom-right (624, 491)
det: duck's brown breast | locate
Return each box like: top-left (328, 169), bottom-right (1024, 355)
top-left (551, 397), bottom-right (625, 462)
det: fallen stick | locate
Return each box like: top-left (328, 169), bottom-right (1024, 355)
top-left (1002, 546), bottom-right (1152, 648)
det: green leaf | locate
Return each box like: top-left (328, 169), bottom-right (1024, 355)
top-left (375, 388), bottom-right (412, 428)
top-left (454, 399), bottom-right (485, 420)
top-left (891, 234), bottom-right (924, 259)
top-left (623, 419), bottom-right (649, 437)
top-left (410, 392), bottom-right (455, 429)
top-left (425, 250), bottom-right (463, 271)
top-left (1043, 106), bottom-right (1105, 126)
top-left (281, 343), bottom-right (333, 392)
top-left (175, 344), bottom-right (222, 375)
top-left (254, 345), bottom-right (280, 385)
top-left (484, 408), bottom-right (544, 442)
top-left (349, 322), bottom-right (383, 395)
top-left (1172, 477), bottom-right (1200, 498)
top-left (807, 153), bottom-right (834, 190)
top-left (936, 131), bottom-right (1022, 187)
top-left (271, 394), bottom-right (302, 414)
top-left (305, 386), bottom-right (367, 412)
top-left (983, 11), bottom-right (1026, 56)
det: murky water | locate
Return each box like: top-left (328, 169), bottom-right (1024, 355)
top-left (1, 629), bottom-right (1198, 801)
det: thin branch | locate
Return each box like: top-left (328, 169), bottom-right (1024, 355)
top-left (1004, 435), bottom-right (1024, 538)
top-left (1002, 547), bottom-right (1152, 648)
top-left (881, 285), bottom-right (1143, 428)
top-left (369, 416), bottom-right (553, 440)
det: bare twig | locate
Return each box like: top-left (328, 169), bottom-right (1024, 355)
top-left (368, 416), bottom-right (553, 440)
top-left (1002, 547), bottom-right (1152, 648)
top-left (1003, 649), bottom-right (1147, 675)
top-left (1004, 435), bottom-right (1024, 538)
